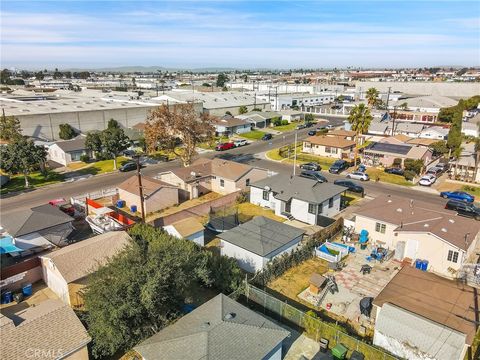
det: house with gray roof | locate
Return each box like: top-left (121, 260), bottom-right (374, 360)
top-left (1, 204), bottom-right (75, 253)
top-left (1, 299), bottom-right (91, 360)
top-left (48, 135), bottom-right (91, 166)
top-left (218, 216), bottom-right (305, 272)
top-left (250, 175), bottom-right (345, 226)
top-left (236, 110), bottom-right (282, 128)
top-left (135, 293), bottom-right (290, 360)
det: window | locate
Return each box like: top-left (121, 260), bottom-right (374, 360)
top-left (328, 198), bottom-right (334, 208)
top-left (375, 222), bottom-right (386, 234)
top-left (220, 179), bottom-right (225, 188)
top-left (262, 190), bottom-right (269, 201)
top-left (447, 250), bottom-right (459, 263)
top-left (245, 178), bottom-right (250, 186)
top-left (308, 203), bottom-right (316, 214)
top-left (318, 204), bottom-right (323, 214)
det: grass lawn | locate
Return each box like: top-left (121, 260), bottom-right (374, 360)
top-left (268, 257), bottom-right (329, 307)
top-left (236, 202), bottom-right (286, 223)
top-left (366, 167), bottom-right (413, 187)
top-left (0, 171), bottom-right (65, 194)
top-left (239, 130), bottom-right (265, 140)
top-left (197, 137), bottom-right (229, 150)
top-left (265, 148), bottom-right (285, 161)
top-left (273, 123), bottom-right (297, 132)
top-left (462, 185), bottom-right (480, 198)
top-left (72, 156), bottom-right (129, 175)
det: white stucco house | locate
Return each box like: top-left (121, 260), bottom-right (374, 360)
top-left (48, 135), bottom-right (91, 166)
top-left (353, 195), bottom-right (480, 279)
top-left (373, 266), bottom-right (476, 360)
top-left (211, 116), bottom-right (251, 136)
top-left (163, 217), bottom-right (205, 246)
top-left (249, 175), bottom-right (345, 226)
top-left (218, 216), bottom-right (305, 273)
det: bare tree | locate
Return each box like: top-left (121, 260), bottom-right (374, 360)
top-left (145, 103), bottom-right (214, 166)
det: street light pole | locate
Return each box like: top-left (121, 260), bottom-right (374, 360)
top-left (135, 156), bottom-right (146, 223)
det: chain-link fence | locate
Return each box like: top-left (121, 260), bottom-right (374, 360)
top-left (242, 284), bottom-right (399, 360)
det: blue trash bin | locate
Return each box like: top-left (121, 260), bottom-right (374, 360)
top-left (116, 200), bottom-right (125, 208)
top-left (421, 260), bottom-right (429, 271)
top-left (415, 259), bottom-right (422, 270)
top-left (1, 291), bottom-right (13, 304)
top-left (130, 205), bottom-right (137, 213)
top-left (22, 283), bottom-right (33, 297)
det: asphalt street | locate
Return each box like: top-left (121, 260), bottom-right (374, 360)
top-left (0, 116), bottom-right (445, 216)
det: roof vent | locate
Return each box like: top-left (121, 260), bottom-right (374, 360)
top-left (448, 219), bottom-right (454, 223)
top-left (441, 228), bottom-right (447, 232)
top-left (396, 208), bottom-right (402, 212)
top-left (202, 321), bottom-right (210, 328)
top-left (424, 223), bottom-right (429, 228)
top-left (387, 199), bottom-right (392, 203)
top-left (224, 312), bottom-right (236, 320)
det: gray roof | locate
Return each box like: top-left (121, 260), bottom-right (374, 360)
top-left (1, 299), bottom-right (91, 360)
top-left (218, 216), bottom-right (304, 257)
top-left (54, 135), bottom-right (87, 152)
top-left (1, 204), bottom-right (74, 237)
top-left (134, 294), bottom-right (289, 360)
top-left (394, 122), bottom-right (425, 133)
top-left (240, 111), bottom-right (281, 119)
top-left (251, 175), bottom-right (345, 205)
top-left (368, 121), bottom-right (388, 133)
top-left (375, 303), bottom-right (466, 360)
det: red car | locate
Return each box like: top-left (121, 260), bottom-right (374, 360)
top-left (49, 198), bottom-right (75, 217)
top-left (215, 142), bottom-right (234, 151)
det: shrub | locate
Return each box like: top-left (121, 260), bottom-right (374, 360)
top-left (80, 154), bottom-right (90, 162)
top-left (393, 158), bottom-right (402, 167)
top-left (281, 120), bottom-right (289, 125)
top-left (404, 170), bottom-right (416, 181)
top-left (273, 118), bottom-right (282, 126)
top-left (236, 190), bottom-right (249, 204)
top-left (404, 159), bottom-right (424, 175)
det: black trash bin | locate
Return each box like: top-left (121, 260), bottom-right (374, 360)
top-left (319, 338), bottom-right (329, 353)
top-left (349, 350), bottom-right (365, 360)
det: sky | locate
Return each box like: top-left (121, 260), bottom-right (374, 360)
top-left (1, 0), bottom-right (479, 69)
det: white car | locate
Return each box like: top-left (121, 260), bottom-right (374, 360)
top-left (233, 139), bottom-right (248, 147)
top-left (419, 174), bottom-right (436, 186)
top-left (346, 171), bottom-right (369, 181)
top-left (326, 124), bottom-right (334, 130)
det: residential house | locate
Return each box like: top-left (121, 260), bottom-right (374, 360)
top-left (118, 175), bottom-right (179, 214)
top-left (211, 116), bottom-right (251, 136)
top-left (163, 217), bottom-right (205, 246)
top-left (134, 293), bottom-right (290, 360)
top-left (48, 135), bottom-right (91, 166)
top-left (462, 122), bottom-right (479, 138)
top-left (1, 299), bottom-right (91, 360)
top-left (363, 142), bottom-right (432, 167)
top-left (373, 266), bottom-right (476, 360)
top-left (367, 121), bottom-right (389, 136)
top-left (236, 111), bottom-right (281, 128)
top-left (157, 158), bottom-right (270, 199)
top-left (280, 109), bottom-right (304, 122)
top-left (1, 204), bottom-right (75, 253)
top-left (452, 143), bottom-right (480, 183)
top-left (353, 195), bottom-right (480, 278)
top-left (378, 134), bottom-right (437, 149)
top-left (218, 216), bottom-right (305, 272)
top-left (393, 122), bottom-right (425, 137)
top-left (40, 231), bottom-right (131, 306)
top-left (250, 175), bottom-right (345, 225)
top-left (418, 125), bottom-right (449, 140)
top-left (302, 135), bottom-right (356, 160)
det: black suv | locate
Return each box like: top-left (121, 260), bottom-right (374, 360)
top-left (262, 133), bottom-right (273, 141)
top-left (300, 170), bottom-right (328, 183)
top-left (333, 179), bottom-right (364, 194)
top-left (445, 200), bottom-right (480, 220)
top-left (119, 162), bottom-right (144, 172)
top-left (384, 167), bottom-right (404, 176)
top-left (329, 160), bottom-right (349, 174)
top-left (300, 162), bottom-right (321, 171)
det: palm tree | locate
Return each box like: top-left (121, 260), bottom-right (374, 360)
top-left (365, 87), bottom-right (379, 108)
top-left (348, 104), bottom-right (372, 166)
top-left (473, 132), bottom-right (480, 182)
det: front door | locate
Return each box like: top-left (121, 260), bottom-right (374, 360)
top-left (285, 200), bottom-right (291, 213)
top-left (405, 239), bottom-right (419, 260)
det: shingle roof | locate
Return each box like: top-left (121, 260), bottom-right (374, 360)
top-left (211, 117), bottom-right (249, 128)
top-left (218, 216), bottom-right (304, 257)
top-left (134, 293), bottom-right (289, 360)
top-left (168, 217), bottom-right (204, 237)
top-left (41, 231), bottom-right (131, 283)
top-left (354, 195), bottom-right (480, 250)
top-left (327, 129), bottom-right (356, 138)
top-left (0, 299), bottom-right (91, 360)
top-left (1, 204), bottom-right (74, 237)
top-left (374, 266), bottom-right (476, 344)
top-left (251, 175), bottom-right (345, 205)
top-left (375, 303), bottom-right (467, 360)
top-left (118, 175), bottom-right (175, 197)
top-left (54, 135), bottom-right (87, 152)
top-left (304, 135), bottom-right (355, 149)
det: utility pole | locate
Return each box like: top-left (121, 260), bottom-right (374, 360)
top-left (391, 106), bottom-right (397, 136)
top-left (293, 130), bottom-right (298, 176)
top-left (135, 156), bottom-right (146, 223)
top-left (385, 86), bottom-right (391, 109)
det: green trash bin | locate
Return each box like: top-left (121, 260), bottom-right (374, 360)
top-left (332, 344), bottom-right (348, 360)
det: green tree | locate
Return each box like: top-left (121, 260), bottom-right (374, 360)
top-left (0, 138), bottom-right (47, 188)
top-left (58, 123), bottom-right (77, 140)
top-left (35, 71), bottom-right (44, 80)
top-left (216, 73), bottom-right (229, 87)
top-left (399, 102), bottom-right (409, 111)
top-left (348, 103), bottom-right (372, 166)
top-left (85, 131), bottom-right (103, 155)
top-left (107, 118), bottom-right (120, 129)
top-left (100, 126), bottom-right (130, 169)
top-left (365, 87), bottom-right (379, 108)
top-left (404, 159), bottom-right (424, 175)
top-left (1, 69), bottom-right (11, 84)
top-left (304, 113), bottom-right (315, 124)
top-left (430, 140), bottom-right (449, 156)
top-left (0, 115), bottom-right (22, 141)
top-left (238, 105), bottom-right (248, 114)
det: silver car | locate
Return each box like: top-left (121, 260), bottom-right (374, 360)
top-left (346, 171), bottom-right (370, 181)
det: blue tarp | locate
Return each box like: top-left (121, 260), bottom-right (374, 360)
top-left (0, 236), bottom-right (23, 254)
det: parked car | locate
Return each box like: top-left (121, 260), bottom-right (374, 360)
top-left (122, 149), bottom-right (137, 157)
top-left (384, 167), bottom-right (404, 176)
top-left (326, 124), bottom-right (334, 130)
top-left (49, 198), bottom-right (75, 217)
top-left (305, 122), bottom-right (314, 128)
top-left (427, 167), bottom-right (443, 176)
top-left (300, 162), bottom-right (321, 171)
top-left (307, 130), bottom-right (317, 136)
top-left (440, 190), bottom-right (474, 203)
top-left (215, 142), bottom-right (235, 151)
top-left (316, 125), bottom-right (326, 131)
top-left (445, 199), bottom-right (480, 220)
top-left (346, 171), bottom-right (369, 181)
top-left (296, 124), bottom-right (307, 130)
top-left (300, 170), bottom-right (328, 183)
top-left (435, 162), bottom-right (450, 172)
top-left (262, 133), bottom-right (273, 141)
top-left (334, 179), bottom-right (364, 194)
top-left (329, 160), bottom-right (349, 174)
top-left (418, 174), bottom-right (436, 186)
top-left (119, 161), bottom-right (140, 172)
top-left (233, 139), bottom-right (248, 147)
